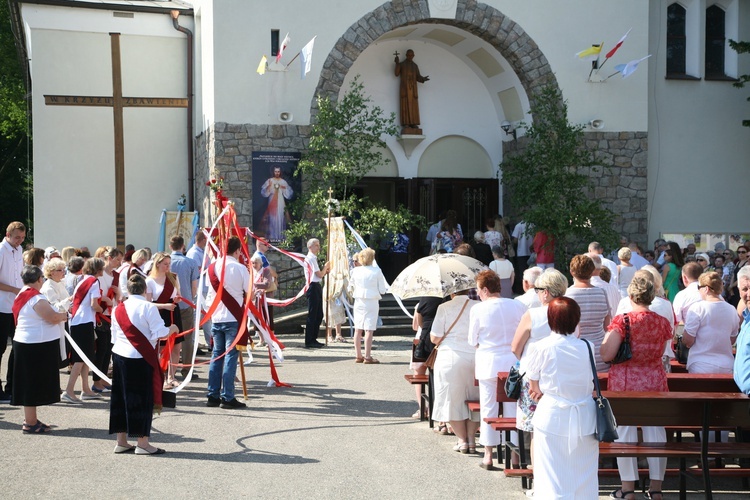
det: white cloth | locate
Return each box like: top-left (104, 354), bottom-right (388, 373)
top-left (111, 295), bottom-right (170, 359)
top-left (630, 251), bottom-right (649, 270)
top-left (430, 295), bottom-right (477, 354)
top-left (617, 295), bottom-right (676, 359)
top-left (533, 426), bottom-right (599, 499)
top-left (512, 221), bottom-right (533, 257)
top-left (0, 238), bottom-right (24, 313)
top-left (617, 265), bottom-right (637, 298)
top-left (353, 298), bottom-right (379, 331)
top-left (672, 281), bottom-right (702, 323)
top-left (431, 348), bottom-right (479, 422)
top-left (305, 251), bottom-right (321, 283)
top-left (70, 276), bottom-right (101, 326)
top-left (489, 259), bottom-right (513, 279)
top-left (616, 425), bottom-right (667, 481)
top-left (14, 290), bottom-right (61, 344)
top-left (515, 288), bottom-right (541, 309)
top-left (206, 255), bottom-right (250, 324)
top-left (41, 279), bottom-right (71, 313)
top-left (478, 377), bottom-right (517, 447)
top-left (684, 300), bottom-right (739, 372)
top-left (601, 256), bottom-right (619, 287)
top-left (591, 275), bottom-right (621, 319)
top-left (348, 265), bottom-right (387, 299)
top-left (484, 230), bottom-right (502, 250)
top-left (425, 220), bottom-right (441, 244)
top-left (518, 305), bottom-right (553, 374)
top-left (118, 264), bottom-right (146, 299)
top-left (146, 276), bottom-right (178, 302)
top-left (469, 297), bottom-right (526, 380)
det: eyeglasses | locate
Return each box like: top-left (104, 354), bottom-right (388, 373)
top-left (534, 287), bottom-right (547, 293)
top-left (696, 258), bottom-right (706, 262)
top-left (723, 252), bottom-right (731, 256)
top-left (740, 250), bottom-right (748, 254)
top-left (698, 285), bottom-right (709, 290)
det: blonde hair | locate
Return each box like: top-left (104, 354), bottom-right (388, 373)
top-left (43, 258), bottom-right (67, 278)
top-left (628, 271), bottom-right (655, 306)
top-left (60, 246), bottom-right (77, 263)
top-left (534, 269), bottom-right (569, 298)
top-left (358, 248), bottom-right (376, 266)
top-left (698, 271), bottom-right (723, 295)
top-left (640, 265), bottom-right (665, 298)
top-left (618, 247), bottom-right (631, 262)
top-left (149, 252), bottom-right (178, 288)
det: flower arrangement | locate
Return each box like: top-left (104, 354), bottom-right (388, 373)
top-left (206, 176), bottom-right (227, 208)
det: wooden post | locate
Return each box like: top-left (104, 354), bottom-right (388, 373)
top-left (325, 187), bottom-right (334, 345)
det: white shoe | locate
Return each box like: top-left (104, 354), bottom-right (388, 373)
top-left (80, 392), bottom-right (102, 401)
top-left (61, 392), bottom-right (83, 404)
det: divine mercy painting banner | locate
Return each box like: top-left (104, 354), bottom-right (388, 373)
top-left (251, 151), bottom-right (301, 243)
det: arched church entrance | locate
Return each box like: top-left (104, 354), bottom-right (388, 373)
top-left (313, 1), bottom-right (559, 260)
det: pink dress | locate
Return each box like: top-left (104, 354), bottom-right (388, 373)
top-left (606, 311), bottom-right (673, 392)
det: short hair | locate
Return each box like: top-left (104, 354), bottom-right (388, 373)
top-left (737, 266), bottom-right (750, 283)
top-left (473, 231), bottom-right (485, 242)
top-left (547, 296), bottom-right (581, 336)
top-left (535, 268), bottom-right (568, 298)
top-left (125, 244), bottom-right (135, 252)
top-left (588, 241), bottom-right (603, 253)
top-left (618, 247), bottom-right (632, 262)
top-left (83, 257), bottom-right (105, 276)
top-left (358, 247), bottom-right (376, 266)
top-left (21, 265), bottom-right (43, 285)
top-left (699, 271), bottom-right (723, 295)
top-left (640, 265), bottom-right (665, 298)
top-left (491, 245), bottom-right (504, 257)
top-left (60, 246), bottom-right (77, 263)
top-left (250, 254), bottom-right (263, 265)
top-left (307, 238), bottom-right (319, 250)
top-left (644, 250), bottom-right (655, 260)
top-left (454, 243), bottom-right (475, 258)
top-left (6, 221), bottom-right (25, 235)
top-left (586, 252), bottom-right (602, 270)
top-left (195, 231), bottom-right (207, 243)
top-left (628, 272), bottom-right (655, 306)
top-left (569, 254), bottom-right (595, 280)
top-left (23, 248), bottom-right (45, 266)
top-left (599, 267), bottom-right (612, 283)
top-left (654, 238), bottom-right (667, 247)
top-left (131, 249), bottom-right (149, 264)
top-left (43, 258), bottom-right (67, 278)
top-left (476, 269), bottom-right (501, 294)
top-left (105, 247), bottom-right (122, 260)
top-left (681, 261), bottom-right (702, 281)
top-left (522, 266), bottom-right (543, 285)
top-left (127, 274), bottom-right (147, 296)
top-left (169, 235), bottom-right (185, 251)
top-left (94, 246), bottom-right (108, 258)
top-left (67, 256), bottom-right (85, 274)
top-left (227, 236), bottom-right (242, 255)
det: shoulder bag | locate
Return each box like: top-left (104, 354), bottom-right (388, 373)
top-left (610, 313), bottom-right (632, 365)
top-left (586, 340), bottom-right (619, 442)
top-left (505, 364), bottom-right (524, 400)
top-left (424, 299), bottom-right (469, 370)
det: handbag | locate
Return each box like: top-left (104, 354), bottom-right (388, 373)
top-left (504, 364), bottom-right (524, 400)
top-left (585, 340), bottom-right (618, 442)
top-left (675, 334), bottom-right (689, 365)
top-left (424, 299), bottom-right (470, 370)
top-left (610, 314), bottom-right (633, 365)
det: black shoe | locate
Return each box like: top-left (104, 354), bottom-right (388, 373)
top-left (0, 391), bottom-right (11, 403)
top-left (220, 398), bottom-right (246, 409)
top-left (206, 396), bottom-right (221, 407)
top-left (305, 342), bottom-right (325, 348)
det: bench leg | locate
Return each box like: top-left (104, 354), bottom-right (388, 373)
top-left (679, 457), bottom-right (687, 500)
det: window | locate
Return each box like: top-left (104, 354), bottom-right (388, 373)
top-left (705, 5), bottom-right (725, 77)
top-left (271, 30), bottom-right (280, 58)
top-left (667, 3), bottom-right (687, 76)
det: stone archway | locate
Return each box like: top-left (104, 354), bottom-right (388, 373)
top-left (312, 0), bottom-right (559, 113)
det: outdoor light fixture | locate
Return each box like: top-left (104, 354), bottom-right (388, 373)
top-left (500, 120), bottom-right (517, 141)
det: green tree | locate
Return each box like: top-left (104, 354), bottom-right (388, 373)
top-left (0, 1), bottom-right (32, 234)
top-left (286, 76), bottom-right (424, 250)
top-left (729, 39), bottom-right (750, 127)
top-left (500, 85), bottom-right (616, 267)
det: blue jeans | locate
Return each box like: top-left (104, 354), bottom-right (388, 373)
top-left (207, 321), bottom-right (238, 401)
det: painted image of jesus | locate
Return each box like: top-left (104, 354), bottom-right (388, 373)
top-left (260, 165), bottom-right (293, 241)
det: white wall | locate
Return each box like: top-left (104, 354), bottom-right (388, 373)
top-left (22, 5), bottom-right (190, 249)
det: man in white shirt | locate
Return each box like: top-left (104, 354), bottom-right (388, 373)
top-left (0, 222), bottom-right (25, 401)
top-left (589, 242), bottom-right (619, 288)
top-left (511, 220), bottom-right (533, 294)
top-left (672, 262), bottom-right (703, 324)
top-left (206, 236), bottom-right (250, 409)
top-left (514, 266), bottom-right (543, 309)
top-left (304, 238), bottom-right (330, 348)
top-left (628, 243), bottom-right (650, 270)
top-left (588, 253), bottom-right (621, 319)
top-left (187, 231), bottom-right (211, 349)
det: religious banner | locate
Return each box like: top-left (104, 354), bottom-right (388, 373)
top-left (251, 151), bottom-right (301, 243)
top-left (158, 210), bottom-right (199, 252)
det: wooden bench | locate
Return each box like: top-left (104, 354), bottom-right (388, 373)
top-left (404, 374), bottom-right (431, 425)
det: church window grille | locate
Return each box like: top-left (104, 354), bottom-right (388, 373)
top-left (667, 3), bottom-right (687, 76)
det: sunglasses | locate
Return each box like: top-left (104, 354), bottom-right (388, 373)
top-left (698, 285), bottom-right (709, 290)
top-left (534, 287), bottom-right (547, 293)
top-left (740, 251), bottom-right (748, 254)
top-left (697, 258), bottom-right (706, 262)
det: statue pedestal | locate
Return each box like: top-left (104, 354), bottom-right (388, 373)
top-left (397, 133), bottom-right (426, 159)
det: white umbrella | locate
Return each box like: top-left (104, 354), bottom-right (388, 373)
top-left (389, 253), bottom-right (488, 299)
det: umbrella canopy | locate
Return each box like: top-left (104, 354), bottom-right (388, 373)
top-left (389, 253), bottom-right (488, 299)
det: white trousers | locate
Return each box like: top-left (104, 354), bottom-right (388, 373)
top-left (616, 426), bottom-right (667, 481)
top-left (478, 377), bottom-right (517, 447)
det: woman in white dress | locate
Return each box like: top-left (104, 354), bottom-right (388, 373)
top-left (431, 290), bottom-right (479, 453)
top-left (41, 259), bottom-right (73, 365)
top-left (617, 247), bottom-right (638, 299)
top-left (527, 296), bottom-right (598, 499)
top-left (469, 270), bottom-right (526, 469)
top-left (489, 246), bottom-right (515, 298)
top-left (348, 248), bottom-right (387, 364)
top-left (510, 268), bottom-right (569, 465)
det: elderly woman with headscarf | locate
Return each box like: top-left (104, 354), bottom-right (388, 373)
top-left (11, 265), bottom-right (68, 433)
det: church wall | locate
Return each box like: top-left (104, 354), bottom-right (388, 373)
top-left (647, 0), bottom-right (750, 244)
top-left (22, 5), bottom-right (190, 249)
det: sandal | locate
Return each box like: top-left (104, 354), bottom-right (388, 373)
top-left (434, 423), bottom-right (449, 435)
top-left (335, 337), bottom-right (347, 343)
top-left (467, 444), bottom-right (477, 454)
top-left (453, 442), bottom-right (469, 454)
top-left (610, 490), bottom-right (635, 499)
top-left (355, 357), bottom-right (364, 363)
top-left (363, 357), bottom-right (380, 364)
top-left (645, 492), bottom-right (663, 500)
top-left (22, 421), bottom-right (51, 434)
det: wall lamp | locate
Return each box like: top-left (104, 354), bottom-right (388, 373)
top-left (500, 120), bottom-right (517, 141)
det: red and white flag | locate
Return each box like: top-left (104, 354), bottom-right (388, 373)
top-left (605, 28), bottom-right (632, 59)
top-left (276, 33), bottom-right (290, 63)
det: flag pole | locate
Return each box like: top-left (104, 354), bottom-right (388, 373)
top-left (606, 70), bottom-right (621, 80)
top-left (285, 52), bottom-right (300, 69)
top-left (587, 42), bottom-right (604, 81)
top-left (325, 187), bottom-right (334, 345)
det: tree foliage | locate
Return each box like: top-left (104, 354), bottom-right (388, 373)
top-left (285, 77), bottom-right (424, 250)
top-left (500, 85), bottom-right (616, 266)
top-left (729, 39), bottom-right (750, 127)
top-left (0, 1), bottom-right (32, 234)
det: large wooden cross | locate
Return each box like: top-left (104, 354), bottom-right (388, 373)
top-left (43, 33), bottom-right (188, 248)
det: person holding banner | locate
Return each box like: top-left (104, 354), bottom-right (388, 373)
top-left (11, 265), bottom-right (68, 433)
top-left (304, 238), bottom-right (331, 349)
top-left (206, 236), bottom-right (250, 409)
top-left (63, 257), bottom-right (106, 404)
top-left (110, 274), bottom-right (178, 455)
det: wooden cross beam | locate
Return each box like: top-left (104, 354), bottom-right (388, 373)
top-left (43, 33), bottom-right (188, 249)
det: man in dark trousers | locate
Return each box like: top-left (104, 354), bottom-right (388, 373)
top-left (304, 238), bottom-right (330, 348)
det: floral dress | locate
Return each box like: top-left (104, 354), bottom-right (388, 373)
top-left (607, 311), bottom-right (673, 391)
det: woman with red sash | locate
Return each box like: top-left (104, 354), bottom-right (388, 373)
top-left (119, 248), bottom-right (148, 300)
top-left (146, 252), bottom-right (183, 388)
top-left (110, 274), bottom-right (177, 455)
top-left (11, 265), bottom-right (68, 433)
top-left (63, 258), bottom-right (105, 403)
top-left (92, 247), bottom-right (122, 393)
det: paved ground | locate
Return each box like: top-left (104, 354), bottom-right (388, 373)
top-left (0, 334), bottom-right (747, 499)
